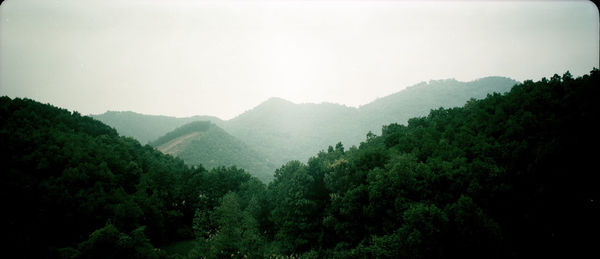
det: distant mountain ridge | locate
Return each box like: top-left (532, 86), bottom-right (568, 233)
top-left (92, 111), bottom-right (224, 144)
top-left (222, 97), bottom-right (361, 166)
top-left (223, 76), bottom-right (518, 165)
top-left (358, 76), bottom-right (520, 134)
top-left (94, 76), bottom-right (519, 178)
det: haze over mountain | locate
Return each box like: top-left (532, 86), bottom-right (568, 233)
top-left (149, 121), bottom-right (275, 182)
top-left (3, 1), bottom-right (596, 120)
top-left (2, 0), bottom-right (598, 257)
top-left (4, 70), bottom-right (598, 258)
top-left (95, 76), bottom-right (519, 168)
top-left (92, 112), bottom-right (224, 145)
top-left (223, 97), bottom-right (362, 167)
top-left (357, 76), bottom-right (520, 134)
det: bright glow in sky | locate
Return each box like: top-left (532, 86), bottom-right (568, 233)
top-left (1, 0), bottom-right (598, 119)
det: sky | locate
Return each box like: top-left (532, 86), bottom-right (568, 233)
top-left (0, 0), bottom-right (598, 120)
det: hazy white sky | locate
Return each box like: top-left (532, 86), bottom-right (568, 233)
top-left (1, 0), bottom-right (598, 119)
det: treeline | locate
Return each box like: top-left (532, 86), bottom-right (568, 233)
top-left (2, 69), bottom-right (598, 258)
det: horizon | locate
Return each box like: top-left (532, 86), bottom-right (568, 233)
top-left (1, 0), bottom-right (598, 120)
top-left (93, 74), bottom-right (522, 120)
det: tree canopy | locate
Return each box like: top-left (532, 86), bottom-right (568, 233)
top-left (1, 69), bottom-right (598, 258)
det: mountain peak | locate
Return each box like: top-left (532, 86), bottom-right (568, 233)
top-left (262, 97), bottom-right (294, 105)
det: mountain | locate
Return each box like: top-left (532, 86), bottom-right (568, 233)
top-left (223, 76), bottom-right (519, 165)
top-left (4, 71), bottom-right (595, 258)
top-left (357, 76), bottom-right (520, 134)
top-left (91, 111), bottom-right (224, 144)
top-left (150, 121), bottom-right (276, 182)
top-left (0, 96), bottom-right (197, 257)
top-left (259, 70), bottom-right (599, 258)
top-left (94, 76), bottom-right (518, 173)
top-left (222, 97), bottom-right (362, 166)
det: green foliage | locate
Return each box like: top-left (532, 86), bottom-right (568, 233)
top-left (190, 192), bottom-right (265, 258)
top-left (268, 161), bottom-right (321, 253)
top-left (256, 70), bottom-right (598, 258)
top-left (77, 224), bottom-right (158, 259)
top-left (0, 97), bottom-right (262, 258)
top-left (3, 69), bottom-right (598, 258)
top-left (159, 239), bottom-right (197, 257)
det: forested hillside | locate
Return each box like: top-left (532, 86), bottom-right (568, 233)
top-left (2, 70), bottom-right (597, 258)
top-left (94, 77), bottom-right (517, 171)
top-left (257, 70), bottom-right (597, 258)
top-left (222, 97), bottom-right (362, 167)
top-left (151, 121), bottom-right (276, 182)
top-left (253, 70), bottom-right (598, 258)
top-left (0, 97), bottom-right (262, 258)
top-left (92, 111), bottom-right (224, 145)
top-left (225, 76), bottom-right (518, 167)
top-left (357, 76), bottom-right (519, 134)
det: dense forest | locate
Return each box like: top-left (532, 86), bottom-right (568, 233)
top-left (1, 70), bottom-right (598, 258)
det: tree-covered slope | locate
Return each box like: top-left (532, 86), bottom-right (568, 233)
top-left (147, 70), bottom-right (597, 258)
top-left (0, 97), bottom-right (261, 258)
top-left (222, 97), bottom-right (362, 167)
top-left (251, 70), bottom-right (599, 258)
top-left (151, 121), bottom-right (276, 182)
top-left (224, 77), bottom-right (517, 167)
top-left (357, 76), bottom-right (519, 134)
top-left (2, 70), bottom-right (597, 258)
top-left (92, 77), bottom-right (517, 171)
top-left (91, 111), bottom-right (224, 145)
